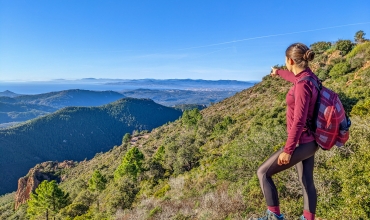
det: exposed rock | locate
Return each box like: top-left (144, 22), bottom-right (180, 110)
top-left (326, 50), bottom-right (342, 65)
top-left (14, 160), bottom-right (75, 209)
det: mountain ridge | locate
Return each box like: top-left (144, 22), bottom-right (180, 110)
top-left (0, 97), bottom-right (182, 194)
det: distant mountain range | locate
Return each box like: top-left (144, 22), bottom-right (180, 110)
top-left (120, 89), bottom-right (237, 106)
top-left (0, 98), bottom-right (182, 194)
top-left (0, 85), bottom-right (251, 128)
top-left (0, 79), bottom-right (256, 93)
top-left (107, 79), bottom-right (256, 91)
top-left (0, 89), bottom-right (125, 126)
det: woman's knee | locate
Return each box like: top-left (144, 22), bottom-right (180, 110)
top-left (298, 175), bottom-right (315, 190)
top-left (257, 165), bottom-right (266, 180)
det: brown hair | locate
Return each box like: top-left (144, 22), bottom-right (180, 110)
top-left (285, 43), bottom-right (315, 69)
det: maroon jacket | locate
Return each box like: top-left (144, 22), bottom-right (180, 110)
top-left (276, 68), bottom-right (319, 155)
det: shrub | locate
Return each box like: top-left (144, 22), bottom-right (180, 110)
top-left (351, 99), bottom-right (370, 117)
top-left (181, 109), bottom-right (202, 128)
top-left (330, 57), bottom-right (345, 65)
top-left (350, 57), bottom-right (365, 69)
top-left (122, 133), bottom-right (131, 144)
top-left (346, 41), bottom-right (370, 64)
top-left (329, 62), bottom-right (351, 78)
top-left (103, 177), bottom-right (139, 213)
top-left (213, 116), bottom-right (235, 136)
top-left (173, 143), bottom-right (200, 174)
top-left (335, 39), bottom-right (354, 55)
top-left (58, 203), bottom-right (89, 219)
top-left (310, 41), bottom-right (332, 54)
top-left (148, 206), bottom-right (162, 218)
top-left (316, 68), bottom-right (329, 81)
top-left (154, 184), bottom-right (171, 198)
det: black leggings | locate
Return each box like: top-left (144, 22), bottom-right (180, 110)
top-left (257, 141), bottom-right (319, 213)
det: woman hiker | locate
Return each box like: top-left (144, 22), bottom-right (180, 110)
top-left (249, 43), bottom-right (320, 220)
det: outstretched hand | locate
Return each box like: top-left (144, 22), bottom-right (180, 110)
top-left (277, 152), bottom-right (291, 166)
top-left (270, 67), bottom-right (278, 77)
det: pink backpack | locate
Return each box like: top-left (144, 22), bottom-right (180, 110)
top-left (299, 77), bottom-right (351, 150)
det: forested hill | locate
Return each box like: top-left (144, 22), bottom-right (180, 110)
top-left (0, 89), bottom-right (125, 108)
top-left (0, 90), bottom-right (20, 97)
top-left (0, 98), bottom-right (182, 194)
top-left (0, 102), bottom-right (58, 124)
top-left (1, 34), bottom-right (370, 219)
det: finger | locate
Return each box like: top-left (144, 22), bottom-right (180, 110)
top-left (277, 159), bottom-right (282, 166)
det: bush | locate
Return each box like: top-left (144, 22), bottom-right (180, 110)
top-left (103, 177), bottom-right (139, 213)
top-left (335, 39), bottom-right (354, 55)
top-left (122, 133), bottom-right (131, 144)
top-left (350, 58), bottom-right (365, 70)
top-left (346, 41), bottom-right (370, 60)
top-left (181, 109), bottom-right (202, 128)
top-left (310, 41), bottom-right (332, 54)
top-left (329, 62), bottom-right (351, 78)
top-left (351, 99), bottom-right (370, 117)
top-left (330, 57), bottom-right (345, 65)
top-left (59, 203), bottom-right (89, 219)
top-left (154, 184), bottom-right (171, 198)
top-left (316, 68), bottom-right (329, 81)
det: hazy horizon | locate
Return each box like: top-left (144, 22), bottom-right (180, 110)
top-left (0, 78), bottom-right (256, 94)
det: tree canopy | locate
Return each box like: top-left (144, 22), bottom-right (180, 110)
top-left (27, 180), bottom-right (69, 220)
top-left (114, 147), bottom-right (145, 180)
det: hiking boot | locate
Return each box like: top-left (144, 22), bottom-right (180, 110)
top-left (248, 210), bottom-right (285, 220)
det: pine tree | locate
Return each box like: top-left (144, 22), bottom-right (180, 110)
top-left (27, 180), bottom-right (69, 220)
top-left (355, 30), bottom-right (366, 44)
top-left (114, 146), bottom-right (144, 180)
top-left (88, 170), bottom-right (107, 211)
top-left (88, 170), bottom-right (107, 192)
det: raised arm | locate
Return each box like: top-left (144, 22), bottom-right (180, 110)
top-left (276, 69), bottom-right (296, 83)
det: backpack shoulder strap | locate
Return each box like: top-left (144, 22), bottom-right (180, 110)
top-left (298, 76), bottom-right (322, 91)
top-left (298, 76), bottom-right (322, 132)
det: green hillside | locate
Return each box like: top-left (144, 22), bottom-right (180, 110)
top-left (0, 98), bottom-right (182, 195)
top-left (1, 36), bottom-right (370, 219)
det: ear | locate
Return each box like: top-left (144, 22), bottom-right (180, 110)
top-left (287, 57), bottom-right (295, 65)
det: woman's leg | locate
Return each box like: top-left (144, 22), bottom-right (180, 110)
top-left (257, 141), bottom-right (318, 207)
top-left (295, 154), bottom-right (317, 220)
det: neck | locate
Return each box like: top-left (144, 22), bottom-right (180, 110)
top-left (292, 66), bottom-right (306, 75)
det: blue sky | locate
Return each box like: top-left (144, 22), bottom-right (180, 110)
top-left (1, 0), bottom-right (370, 81)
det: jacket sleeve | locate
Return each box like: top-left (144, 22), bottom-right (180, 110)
top-left (276, 69), bottom-right (296, 83)
top-left (283, 81), bottom-right (312, 155)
